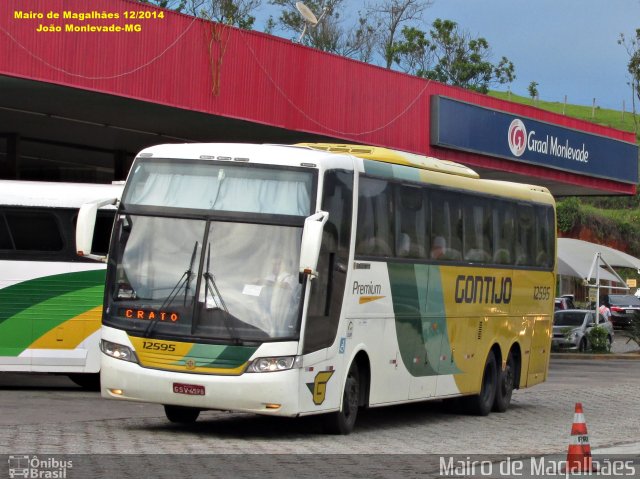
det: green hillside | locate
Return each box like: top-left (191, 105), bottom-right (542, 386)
top-left (489, 91), bottom-right (640, 140)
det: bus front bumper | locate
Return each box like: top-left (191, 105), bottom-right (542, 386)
top-left (101, 354), bottom-right (301, 417)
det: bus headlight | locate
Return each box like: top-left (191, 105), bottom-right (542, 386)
top-left (100, 339), bottom-right (138, 363)
top-left (246, 356), bottom-right (297, 373)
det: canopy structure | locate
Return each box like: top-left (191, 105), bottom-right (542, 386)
top-left (557, 238), bottom-right (640, 283)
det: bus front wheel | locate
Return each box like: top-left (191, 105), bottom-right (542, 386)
top-left (462, 351), bottom-right (497, 416)
top-left (324, 362), bottom-right (360, 435)
top-left (164, 405), bottom-right (200, 424)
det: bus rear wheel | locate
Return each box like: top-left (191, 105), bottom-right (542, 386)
top-left (324, 362), bottom-right (360, 435)
top-left (493, 352), bottom-right (515, 412)
top-left (462, 351), bottom-right (497, 416)
top-left (164, 405), bottom-right (200, 424)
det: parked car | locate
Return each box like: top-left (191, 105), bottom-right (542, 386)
top-left (552, 309), bottom-right (614, 352)
top-left (554, 296), bottom-right (576, 311)
top-left (600, 294), bottom-right (640, 329)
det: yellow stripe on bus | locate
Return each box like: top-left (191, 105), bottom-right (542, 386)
top-left (359, 296), bottom-right (385, 304)
top-left (28, 306), bottom-right (102, 349)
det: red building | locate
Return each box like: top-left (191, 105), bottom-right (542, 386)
top-left (1, 0), bottom-right (637, 195)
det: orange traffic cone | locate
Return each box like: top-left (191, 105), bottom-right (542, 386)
top-left (563, 402), bottom-right (598, 473)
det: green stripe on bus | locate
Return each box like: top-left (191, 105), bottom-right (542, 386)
top-left (181, 343), bottom-right (257, 369)
top-left (0, 274), bottom-right (104, 356)
top-left (363, 159), bottom-right (422, 182)
top-left (0, 269), bottom-right (105, 327)
top-left (388, 263), bottom-right (460, 377)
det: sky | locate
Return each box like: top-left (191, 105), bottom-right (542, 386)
top-left (423, 0), bottom-right (640, 110)
top-left (259, 0), bottom-right (640, 111)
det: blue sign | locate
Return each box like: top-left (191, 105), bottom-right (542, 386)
top-left (430, 96), bottom-right (639, 184)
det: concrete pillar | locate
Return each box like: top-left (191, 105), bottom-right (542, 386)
top-left (113, 150), bottom-right (130, 181)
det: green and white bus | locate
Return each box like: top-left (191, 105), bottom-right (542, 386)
top-left (0, 180), bottom-right (121, 388)
top-left (82, 143), bottom-right (555, 433)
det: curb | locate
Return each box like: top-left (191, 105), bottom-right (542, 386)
top-left (551, 352), bottom-right (640, 360)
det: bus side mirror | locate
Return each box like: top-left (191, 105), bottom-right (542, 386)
top-left (76, 197), bottom-right (118, 262)
top-left (299, 211), bottom-right (328, 278)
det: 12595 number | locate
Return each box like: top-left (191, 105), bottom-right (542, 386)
top-left (533, 286), bottom-right (551, 301)
top-left (142, 341), bottom-right (176, 352)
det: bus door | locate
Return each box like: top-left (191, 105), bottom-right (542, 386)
top-left (347, 260), bottom-right (409, 404)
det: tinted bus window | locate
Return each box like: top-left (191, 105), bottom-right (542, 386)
top-left (430, 190), bottom-right (463, 261)
top-left (356, 177), bottom-right (393, 256)
top-left (515, 204), bottom-right (535, 266)
top-left (395, 185), bottom-right (428, 259)
top-left (92, 212), bottom-right (115, 256)
top-left (463, 196), bottom-right (492, 263)
top-left (4, 211), bottom-right (63, 251)
top-left (492, 201), bottom-right (516, 265)
top-left (0, 215), bottom-right (12, 249)
top-left (535, 206), bottom-right (554, 268)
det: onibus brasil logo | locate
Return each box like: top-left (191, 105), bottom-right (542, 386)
top-left (8, 455), bottom-right (72, 478)
top-left (507, 118), bottom-right (590, 163)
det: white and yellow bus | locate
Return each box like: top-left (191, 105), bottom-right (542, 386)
top-left (0, 180), bottom-right (121, 388)
top-left (80, 143), bottom-right (555, 433)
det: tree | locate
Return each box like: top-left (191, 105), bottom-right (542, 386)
top-left (392, 19), bottom-right (515, 94)
top-left (185, 0), bottom-right (262, 29)
top-left (134, 0), bottom-right (260, 29)
top-left (390, 26), bottom-right (432, 76)
top-left (368, 0), bottom-right (432, 69)
top-left (618, 29), bottom-right (640, 132)
top-left (268, 0), bottom-right (376, 62)
top-left (528, 81), bottom-right (539, 102)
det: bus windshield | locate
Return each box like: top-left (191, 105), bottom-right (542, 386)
top-left (109, 217), bottom-right (302, 342)
top-left (105, 159), bottom-right (314, 343)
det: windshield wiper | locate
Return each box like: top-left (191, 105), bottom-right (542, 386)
top-left (144, 241), bottom-right (198, 338)
top-left (201, 242), bottom-right (239, 342)
top-left (203, 243), bottom-right (228, 312)
top-left (184, 241), bottom-right (198, 306)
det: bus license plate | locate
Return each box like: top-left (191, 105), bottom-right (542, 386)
top-left (173, 383), bottom-right (205, 395)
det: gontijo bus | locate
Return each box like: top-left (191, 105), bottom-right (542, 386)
top-left (0, 180), bottom-right (122, 388)
top-left (77, 143), bottom-right (555, 433)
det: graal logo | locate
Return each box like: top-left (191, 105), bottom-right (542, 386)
top-left (8, 455), bottom-right (72, 478)
top-left (507, 119), bottom-right (527, 157)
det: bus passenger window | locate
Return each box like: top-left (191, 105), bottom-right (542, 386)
top-left (463, 198), bottom-right (492, 263)
top-left (93, 212), bottom-right (116, 256)
top-left (394, 185), bottom-right (427, 259)
top-left (356, 177), bottom-right (393, 257)
top-left (430, 191), bottom-right (462, 261)
top-left (535, 206), bottom-right (554, 268)
top-left (492, 202), bottom-right (515, 265)
top-left (516, 204), bottom-right (535, 266)
top-left (0, 213), bottom-right (13, 249)
top-left (5, 211), bottom-right (63, 252)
